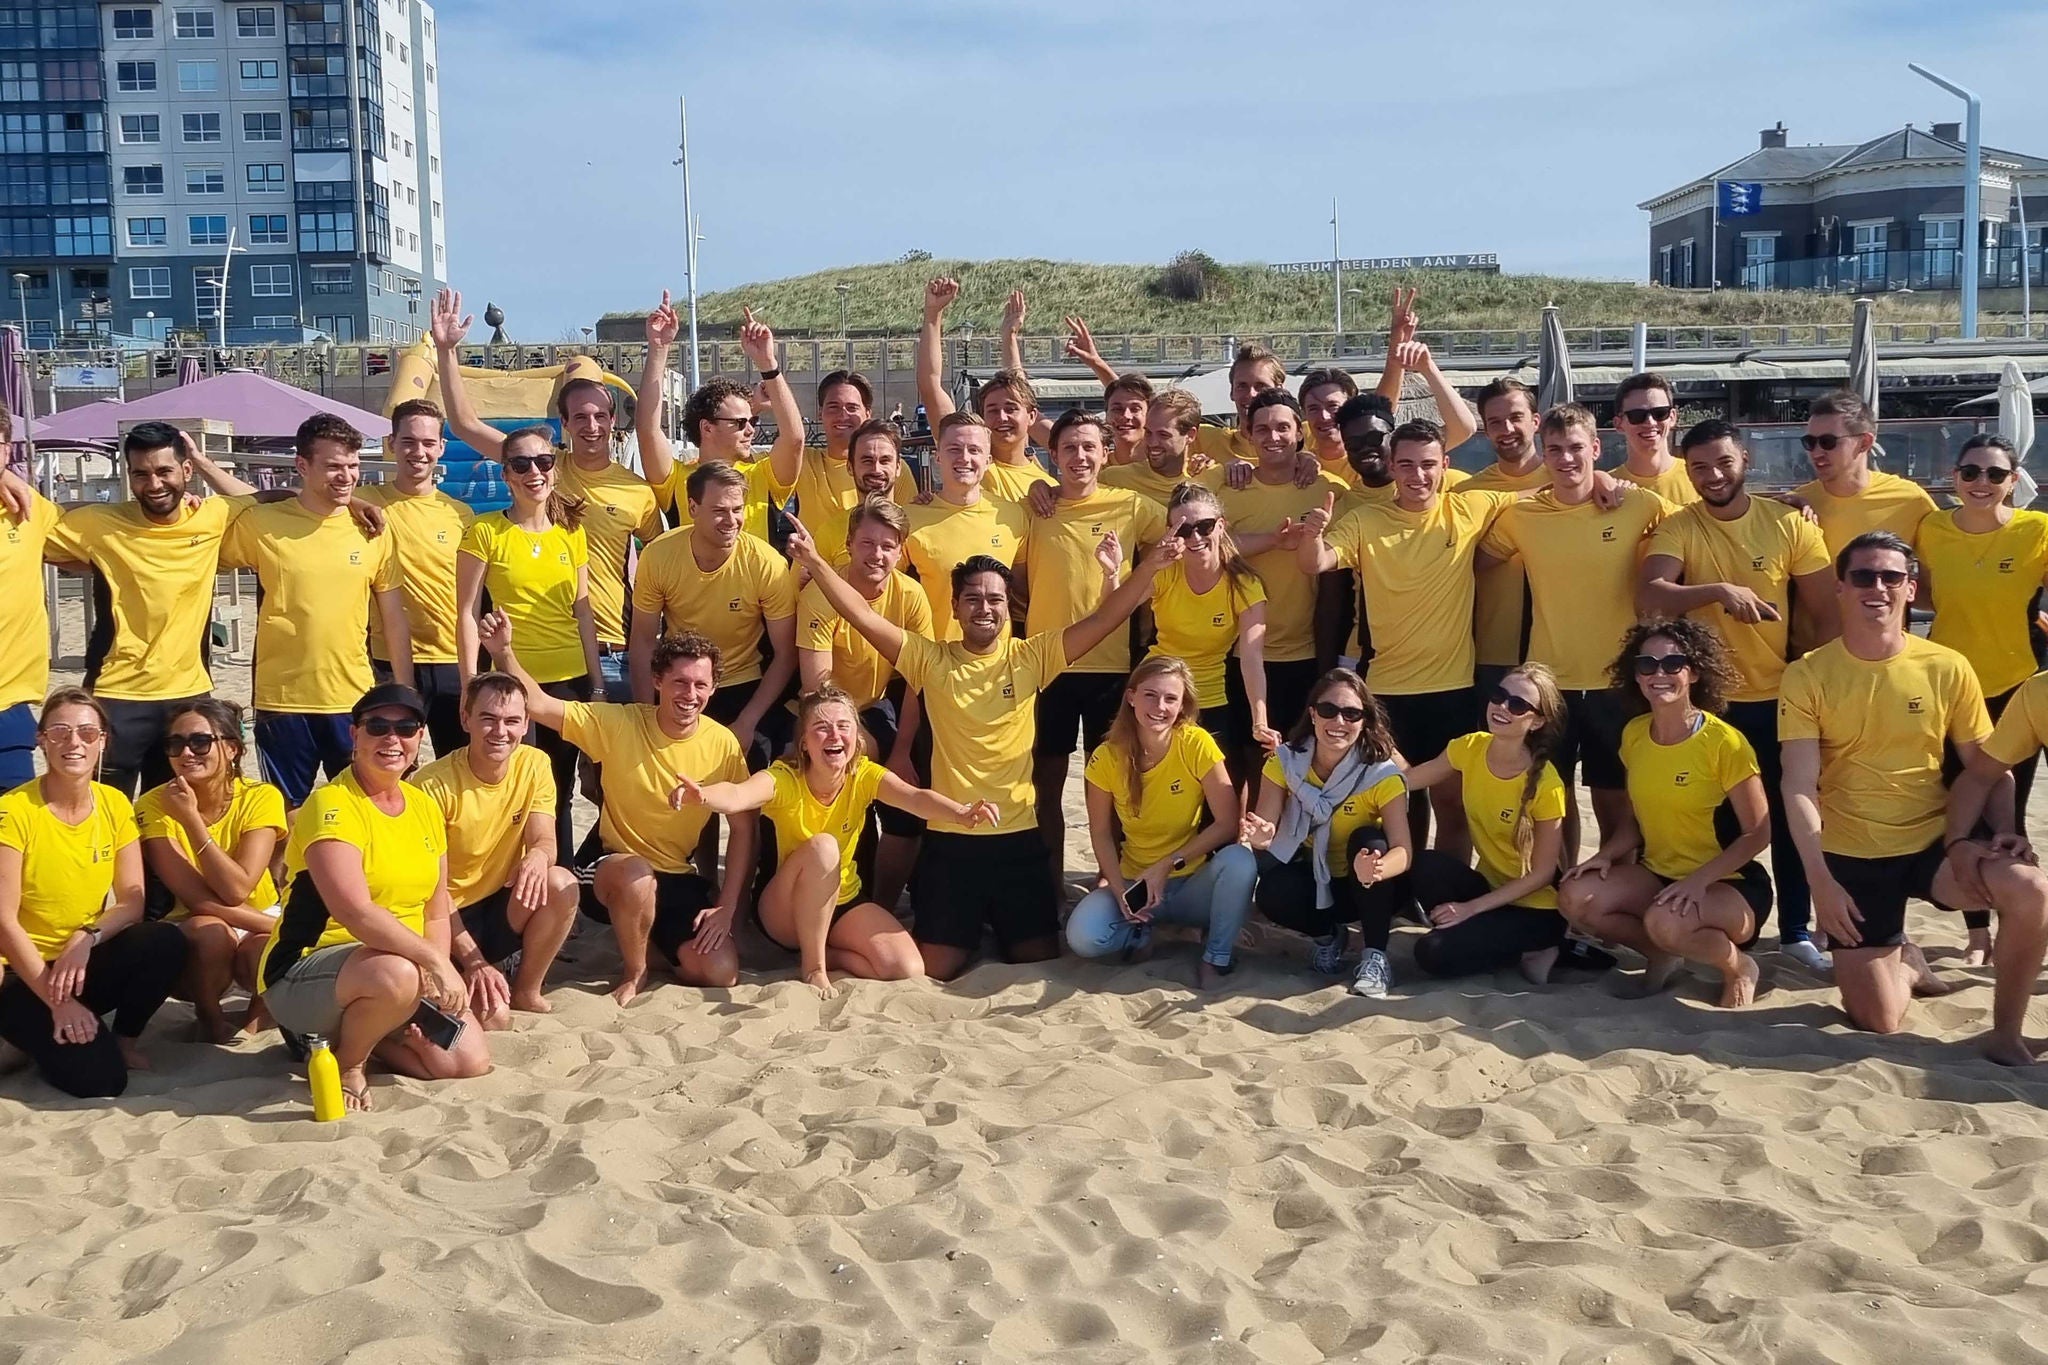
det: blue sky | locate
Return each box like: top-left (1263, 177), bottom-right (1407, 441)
top-left (433, 0), bottom-right (2048, 338)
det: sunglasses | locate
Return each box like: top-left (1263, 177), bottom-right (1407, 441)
top-left (1173, 516), bottom-right (1220, 540)
top-left (504, 453), bottom-right (557, 475)
top-left (1311, 700), bottom-right (1368, 723)
top-left (1619, 405), bottom-right (1674, 425)
top-left (40, 723), bottom-right (103, 743)
top-left (706, 415), bottom-right (758, 430)
top-left (1957, 463), bottom-right (2013, 484)
top-left (359, 716), bottom-right (425, 738)
top-left (1845, 567), bottom-right (1910, 589)
top-left (1800, 433), bottom-right (1860, 452)
top-left (1632, 653), bottom-right (1692, 677)
top-left (164, 731), bottom-right (218, 756)
top-left (1487, 686), bottom-right (1537, 717)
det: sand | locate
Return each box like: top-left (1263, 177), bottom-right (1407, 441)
top-left (7, 601), bottom-right (2048, 1362)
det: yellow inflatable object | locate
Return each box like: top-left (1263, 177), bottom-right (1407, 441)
top-left (382, 336), bottom-right (636, 420)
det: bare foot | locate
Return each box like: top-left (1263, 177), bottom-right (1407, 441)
top-left (1519, 946), bottom-right (1559, 985)
top-left (1196, 960), bottom-right (1230, 991)
top-left (1629, 952), bottom-right (1683, 997)
top-left (1719, 954), bottom-right (1760, 1008)
top-left (116, 1037), bottom-right (153, 1072)
top-left (804, 967), bottom-right (837, 999)
top-left (1981, 1033), bottom-right (2035, 1067)
top-left (340, 1065), bottom-right (373, 1112)
top-left (611, 970), bottom-right (647, 1006)
top-left (1963, 929), bottom-right (1993, 969)
top-left (195, 1009), bottom-right (237, 1046)
top-left (510, 989), bottom-right (553, 1015)
top-left (1903, 941), bottom-right (1951, 997)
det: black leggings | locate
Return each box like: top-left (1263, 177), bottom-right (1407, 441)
top-left (1964, 685), bottom-right (2041, 934)
top-left (1257, 826), bottom-right (1414, 952)
top-left (1408, 850), bottom-right (1566, 978)
top-left (0, 920), bottom-right (187, 1098)
top-left (534, 675), bottom-right (593, 866)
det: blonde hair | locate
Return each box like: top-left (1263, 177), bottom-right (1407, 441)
top-left (1102, 656), bottom-right (1201, 805)
top-left (1166, 482), bottom-right (1262, 609)
top-left (790, 686), bottom-right (867, 780)
top-left (1499, 662), bottom-right (1568, 874)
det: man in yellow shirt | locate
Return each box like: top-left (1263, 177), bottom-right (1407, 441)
top-left (785, 504), bottom-right (1165, 980)
top-left (1464, 378), bottom-right (1554, 702)
top-left (1781, 530), bottom-right (2010, 1049)
top-left (1639, 420), bottom-right (1838, 968)
top-left (902, 413), bottom-right (1031, 641)
top-left (916, 277), bottom-right (1055, 503)
top-left (0, 417), bottom-right (59, 787)
top-left (1101, 390), bottom-right (1217, 503)
top-left (220, 415), bottom-right (414, 808)
top-left (1792, 389), bottom-right (1937, 650)
top-left (1610, 372), bottom-right (1699, 506)
top-left (354, 398), bottom-right (475, 757)
top-left (1020, 306), bottom-right (1154, 466)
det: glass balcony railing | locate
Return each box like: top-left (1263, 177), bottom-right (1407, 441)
top-left (1736, 247), bottom-right (2047, 293)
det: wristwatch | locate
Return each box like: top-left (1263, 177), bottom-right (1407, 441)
top-left (758, 367), bottom-right (782, 383)
top-left (1170, 855), bottom-right (1187, 873)
top-left (84, 924), bottom-right (104, 944)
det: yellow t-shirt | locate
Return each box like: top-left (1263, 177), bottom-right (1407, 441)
top-left (1480, 487), bottom-right (1672, 690)
top-left (556, 457), bottom-right (665, 646)
top-left (0, 781), bottom-right (137, 959)
top-left (663, 456), bottom-right (784, 546)
top-left (1192, 424), bottom-right (1256, 467)
top-left (1328, 489), bottom-right (1518, 696)
top-left (1917, 508), bottom-right (2048, 698)
top-left (796, 569), bottom-right (932, 708)
top-left (788, 449), bottom-right (919, 567)
top-left (259, 770), bottom-right (447, 985)
top-left (562, 702), bottom-right (747, 874)
top-left (1086, 725), bottom-right (1228, 879)
top-left (0, 493), bottom-right (62, 708)
top-left (981, 458), bottom-right (1057, 504)
top-left (220, 499), bottom-right (401, 713)
top-left (45, 495), bottom-right (249, 701)
top-left (1101, 461), bottom-right (1220, 504)
top-left (903, 497), bottom-right (1030, 642)
top-left (631, 529), bottom-right (796, 689)
top-left (355, 485), bottom-right (474, 665)
top-left (1778, 635), bottom-right (1990, 860)
top-left (1461, 461), bottom-right (1552, 668)
top-left (1616, 460), bottom-right (1700, 506)
top-left (1021, 486), bottom-right (1167, 674)
top-left (1256, 752), bottom-right (1408, 881)
top-left (1147, 561), bottom-right (1266, 710)
top-left (1645, 497), bottom-right (1831, 702)
top-left (1620, 713), bottom-right (1760, 881)
top-left (1217, 470), bottom-right (1351, 664)
top-left (1335, 469), bottom-right (1472, 516)
top-left (457, 514), bottom-right (590, 684)
top-left (412, 746), bottom-right (556, 909)
top-left (135, 778), bottom-right (286, 919)
top-left (761, 756), bottom-right (886, 904)
top-left (1792, 471), bottom-right (1939, 655)
top-left (1446, 731), bottom-right (1568, 908)
top-left (895, 630), bottom-right (1067, 834)
top-left (1983, 669), bottom-right (2048, 768)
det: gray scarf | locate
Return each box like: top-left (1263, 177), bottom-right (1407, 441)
top-left (1268, 744), bottom-right (1402, 909)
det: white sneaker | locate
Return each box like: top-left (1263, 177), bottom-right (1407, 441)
top-left (1350, 948), bottom-right (1391, 999)
top-left (1781, 938), bottom-right (1832, 974)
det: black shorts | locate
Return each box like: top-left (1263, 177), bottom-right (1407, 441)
top-left (912, 829), bottom-right (1058, 953)
top-left (874, 705), bottom-right (932, 838)
top-left (705, 679), bottom-right (791, 771)
top-left (1032, 671), bottom-right (1122, 759)
top-left (1226, 656), bottom-right (1322, 743)
top-left (458, 886), bottom-right (524, 966)
top-left (1651, 860), bottom-right (1773, 951)
top-left (1822, 841), bottom-right (1960, 949)
top-left (1557, 688), bottom-right (1627, 791)
top-left (1380, 687), bottom-right (1476, 767)
top-left (576, 854), bottom-right (716, 962)
top-left (1198, 704), bottom-right (1234, 751)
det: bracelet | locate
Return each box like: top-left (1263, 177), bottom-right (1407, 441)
top-left (195, 834), bottom-right (215, 855)
top-left (758, 367), bottom-right (781, 383)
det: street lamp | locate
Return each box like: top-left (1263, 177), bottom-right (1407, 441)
top-left (11, 272), bottom-right (29, 344)
top-left (836, 283), bottom-right (852, 338)
top-left (1910, 62), bottom-right (1982, 340)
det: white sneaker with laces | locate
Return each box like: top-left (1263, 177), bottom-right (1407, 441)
top-left (1781, 938), bottom-right (1832, 973)
top-left (1350, 948), bottom-right (1391, 999)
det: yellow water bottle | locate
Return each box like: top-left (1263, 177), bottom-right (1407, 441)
top-left (306, 1033), bottom-right (346, 1122)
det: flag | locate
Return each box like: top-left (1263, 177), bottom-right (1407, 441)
top-left (1717, 182), bottom-right (1764, 218)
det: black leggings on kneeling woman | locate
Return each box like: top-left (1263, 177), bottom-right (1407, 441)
top-left (0, 920), bottom-right (187, 1099)
top-left (1408, 849), bottom-right (1566, 978)
top-left (1256, 826), bottom-right (1414, 952)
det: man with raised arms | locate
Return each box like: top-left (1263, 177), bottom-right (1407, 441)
top-left (917, 277), bottom-right (1056, 504)
top-left (1609, 372), bottom-right (1699, 506)
top-left (784, 509), bottom-right (1167, 980)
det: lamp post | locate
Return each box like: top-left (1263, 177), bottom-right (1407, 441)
top-left (836, 283), bottom-right (851, 339)
top-left (1330, 199), bottom-right (1343, 342)
top-left (674, 96), bottom-right (703, 393)
top-left (12, 272), bottom-right (28, 344)
top-left (1910, 62), bottom-right (1982, 340)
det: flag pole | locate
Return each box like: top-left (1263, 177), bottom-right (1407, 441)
top-left (1709, 181), bottom-right (1719, 294)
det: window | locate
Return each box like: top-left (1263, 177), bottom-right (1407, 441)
top-left (1853, 222), bottom-right (1889, 283)
top-left (238, 59), bottom-right (279, 90)
top-left (237, 6), bottom-right (276, 37)
top-left (120, 114), bottom-right (160, 145)
top-left (182, 113), bottom-right (222, 143)
top-left (431, 200), bottom-right (439, 219)
top-left (1925, 218), bottom-right (1961, 282)
top-left (425, 63), bottom-right (434, 84)
top-left (402, 139), bottom-right (412, 159)
top-left (127, 216), bottom-right (167, 246)
top-left (16, 58), bottom-right (97, 102)
top-left (188, 214), bottom-right (228, 246)
top-left (0, 61), bottom-right (37, 102)
top-left (243, 111), bottom-right (282, 143)
top-left (130, 266), bottom-right (171, 300)
top-left (123, 165), bottom-right (164, 196)
top-left (55, 215), bottom-right (112, 257)
top-left (297, 208), bottom-right (356, 252)
top-left (398, 42), bottom-right (407, 64)
top-left (175, 9), bottom-right (217, 38)
top-left (178, 61), bottom-right (218, 93)
top-left (113, 8), bottom-right (154, 38)
top-left (292, 106), bottom-right (349, 150)
top-left (1678, 238), bottom-right (1696, 288)
top-left (194, 266), bottom-right (225, 315)
top-left (429, 155), bottom-right (439, 175)
top-left (186, 167), bottom-right (225, 195)
top-left (251, 263), bottom-right (292, 297)
top-left (245, 162), bottom-right (285, 193)
top-left (116, 60), bottom-right (157, 93)
top-left (309, 263), bottom-right (352, 295)
top-left (405, 185), bottom-right (415, 205)
top-left (248, 213), bottom-right (287, 243)
top-left (289, 53), bottom-right (345, 98)
top-left (1740, 233), bottom-right (1777, 290)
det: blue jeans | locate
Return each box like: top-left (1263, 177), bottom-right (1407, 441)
top-left (1066, 843), bottom-right (1258, 967)
top-left (0, 701), bottom-right (35, 790)
top-left (598, 648), bottom-right (633, 703)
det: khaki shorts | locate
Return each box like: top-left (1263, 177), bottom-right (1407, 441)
top-left (260, 942), bottom-right (359, 1039)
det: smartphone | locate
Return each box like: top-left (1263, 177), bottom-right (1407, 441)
top-left (1123, 881), bottom-right (1150, 914)
top-left (410, 998), bottom-right (466, 1052)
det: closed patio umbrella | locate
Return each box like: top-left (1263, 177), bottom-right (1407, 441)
top-left (1536, 304), bottom-right (1573, 411)
top-left (1997, 358), bottom-right (2039, 509)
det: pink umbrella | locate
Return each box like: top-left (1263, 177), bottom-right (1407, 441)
top-left (177, 355), bottom-right (202, 386)
top-left (34, 371), bottom-right (390, 443)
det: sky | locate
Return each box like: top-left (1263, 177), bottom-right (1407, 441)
top-left (432, 0), bottom-right (2048, 338)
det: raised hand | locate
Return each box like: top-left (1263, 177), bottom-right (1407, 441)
top-left (1063, 315), bottom-right (1102, 365)
top-left (477, 609), bottom-right (513, 659)
top-left (1303, 491), bottom-right (1336, 539)
top-left (1094, 530), bottom-right (1124, 581)
top-left (1393, 339), bottom-right (1432, 372)
top-left (430, 288), bottom-right (472, 350)
top-left (1001, 289), bottom-right (1027, 335)
top-left (738, 306), bottom-right (777, 372)
top-left (645, 290), bottom-right (681, 347)
top-left (1387, 286), bottom-right (1420, 350)
top-left (924, 277), bottom-right (961, 324)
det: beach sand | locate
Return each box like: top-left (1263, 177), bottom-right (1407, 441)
top-left (7, 603), bottom-right (2048, 1362)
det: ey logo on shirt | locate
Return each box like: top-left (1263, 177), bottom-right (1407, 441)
top-left (1210, 613), bottom-right (1226, 627)
top-left (1673, 771), bottom-right (1691, 787)
top-left (435, 530), bottom-right (450, 545)
top-left (1751, 555), bottom-right (1766, 570)
top-left (727, 597), bottom-right (742, 612)
top-left (1600, 526), bottom-right (1617, 542)
top-left (1908, 696), bottom-right (1925, 714)
top-left (1496, 807), bottom-right (1514, 824)
top-left (347, 549), bottom-right (363, 565)
top-left (1169, 779), bottom-right (1185, 795)
top-left (2000, 557), bottom-right (2017, 573)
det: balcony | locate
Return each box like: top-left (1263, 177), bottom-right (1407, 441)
top-left (1736, 246), bottom-right (2047, 293)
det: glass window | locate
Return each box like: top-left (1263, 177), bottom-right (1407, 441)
top-left (237, 7), bottom-right (277, 38)
top-left (130, 266), bottom-right (171, 299)
top-left (238, 59), bottom-right (279, 90)
top-left (174, 9), bottom-right (216, 38)
top-left (291, 105), bottom-right (349, 150)
top-left (127, 216), bottom-right (167, 247)
top-left (251, 263), bottom-right (292, 296)
top-left (243, 111), bottom-right (282, 142)
top-left (297, 208), bottom-right (356, 252)
top-left (53, 215), bottom-right (112, 258)
top-left (186, 167), bottom-right (225, 195)
top-left (248, 213), bottom-right (287, 244)
top-left (194, 266), bottom-right (225, 315)
top-left (429, 155), bottom-right (439, 175)
top-left (123, 165), bottom-right (164, 196)
top-left (112, 8), bottom-right (154, 38)
top-left (116, 60), bottom-right (156, 92)
top-left (178, 61), bottom-right (217, 93)
top-left (120, 114), bottom-right (160, 145)
top-left (34, 58), bottom-right (98, 100)
top-left (245, 162), bottom-right (285, 192)
top-left (309, 263), bottom-right (352, 294)
top-left (0, 60), bottom-right (37, 102)
top-left (425, 62), bottom-right (434, 84)
top-left (182, 112), bottom-right (222, 143)
top-left (188, 214), bottom-right (228, 246)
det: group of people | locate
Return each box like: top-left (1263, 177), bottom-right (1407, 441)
top-left (3, 278), bottom-right (2046, 1114)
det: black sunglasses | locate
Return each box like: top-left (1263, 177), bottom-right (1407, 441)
top-left (706, 415), bottom-right (758, 430)
top-left (1173, 516), bottom-right (1220, 540)
top-left (1800, 433), bottom-right (1859, 452)
top-left (504, 453), bottom-right (557, 475)
top-left (1487, 685), bottom-right (1537, 716)
top-left (1957, 463), bottom-right (2013, 484)
top-left (360, 716), bottom-right (425, 738)
top-left (164, 731), bottom-right (218, 756)
top-left (1619, 405), bottom-right (1674, 425)
top-left (1845, 567), bottom-right (1910, 589)
top-left (1311, 700), bottom-right (1367, 723)
top-left (1633, 653), bottom-right (1692, 677)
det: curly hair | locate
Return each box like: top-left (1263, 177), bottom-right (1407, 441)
top-left (1608, 616), bottom-right (1738, 718)
top-left (681, 377), bottom-right (754, 448)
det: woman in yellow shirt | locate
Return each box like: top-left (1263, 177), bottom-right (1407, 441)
top-left (674, 685), bottom-right (995, 995)
top-left (1067, 656), bottom-right (1257, 988)
top-left (1242, 667), bottom-right (1412, 998)
top-left (136, 697), bottom-right (288, 1043)
top-left (0, 689), bottom-right (186, 1098)
top-left (456, 425), bottom-right (602, 863)
top-left (1915, 434), bottom-right (2048, 964)
top-left (1560, 621), bottom-right (1774, 1008)
top-left (1401, 663), bottom-right (1572, 986)
top-left (1146, 484), bottom-right (1276, 758)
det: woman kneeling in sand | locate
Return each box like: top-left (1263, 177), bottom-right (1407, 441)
top-left (1066, 656), bottom-right (1258, 987)
top-left (1558, 621), bottom-right (1772, 1007)
top-left (671, 685), bottom-right (995, 995)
